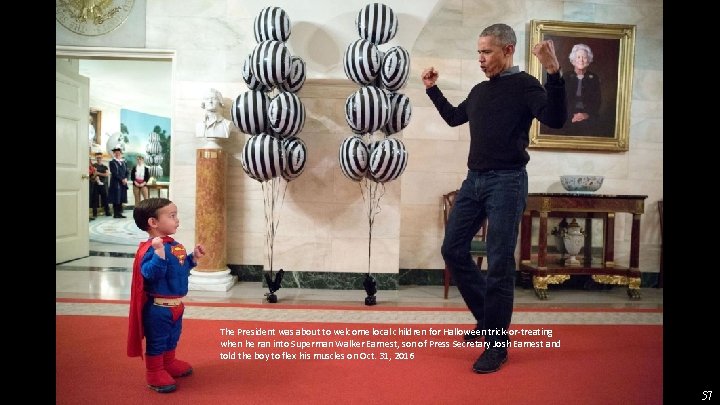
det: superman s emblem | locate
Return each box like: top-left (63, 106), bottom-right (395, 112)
top-left (171, 244), bottom-right (187, 265)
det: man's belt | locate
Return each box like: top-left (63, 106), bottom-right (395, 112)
top-left (153, 297), bottom-right (183, 307)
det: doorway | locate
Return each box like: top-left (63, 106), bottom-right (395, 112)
top-left (56, 46), bottom-right (175, 257)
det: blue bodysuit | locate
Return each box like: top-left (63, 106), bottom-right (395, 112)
top-left (140, 238), bottom-right (196, 356)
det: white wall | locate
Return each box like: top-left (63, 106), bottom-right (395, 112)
top-left (59, 0), bottom-right (663, 274)
top-left (398, 0), bottom-right (662, 272)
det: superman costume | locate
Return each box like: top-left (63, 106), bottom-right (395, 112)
top-left (127, 236), bottom-right (196, 393)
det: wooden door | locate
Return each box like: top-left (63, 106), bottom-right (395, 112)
top-left (56, 59), bottom-right (90, 263)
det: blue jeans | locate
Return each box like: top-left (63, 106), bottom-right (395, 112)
top-left (441, 169), bottom-right (528, 345)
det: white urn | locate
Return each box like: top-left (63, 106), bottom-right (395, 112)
top-left (563, 218), bottom-right (585, 267)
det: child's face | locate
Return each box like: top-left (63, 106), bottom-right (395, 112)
top-left (154, 203), bottom-right (180, 236)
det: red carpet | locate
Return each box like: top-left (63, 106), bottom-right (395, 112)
top-left (57, 316), bottom-right (662, 405)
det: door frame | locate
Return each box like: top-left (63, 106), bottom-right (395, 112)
top-left (56, 46), bottom-right (176, 248)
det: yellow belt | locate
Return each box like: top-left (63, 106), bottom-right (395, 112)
top-left (153, 297), bottom-right (183, 307)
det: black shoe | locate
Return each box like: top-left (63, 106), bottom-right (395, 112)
top-left (89, 217), bottom-right (96, 221)
top-left (105, 212), bottom-right (112, 217)
top-left (472, 348), bottom-right (508, 374)
top-left (464, 327), bottom-right (484, 342)
top-left (114, 215), bottom-right (127, 218)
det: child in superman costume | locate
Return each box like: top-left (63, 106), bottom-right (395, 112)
top-left (127, 198), bottom-right (206, 393)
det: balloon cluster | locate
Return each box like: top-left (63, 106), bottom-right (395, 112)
top-left (234, 6), bottom-right (308, 183)
top-left (146, 132), bottom-right (164, 179)
top-left (339, 3), bottom-right (412, 306)
top-left (339, 3), bottom-right (411, 185)
top-left (234, 7), bottom-right (308, 303)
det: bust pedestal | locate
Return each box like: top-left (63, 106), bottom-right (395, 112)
top-left (201, 137), bottom-right (222, 150)
top-left (188, 147), bottom-right (236, 291)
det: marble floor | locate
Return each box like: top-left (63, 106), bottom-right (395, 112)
top-left (56, 214), bottom-right (662, 324)
top-left (57, 228), bottom-right (663, 325)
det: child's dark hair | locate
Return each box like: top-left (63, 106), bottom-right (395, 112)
top-left (134, 198), bottom-right (173, 231)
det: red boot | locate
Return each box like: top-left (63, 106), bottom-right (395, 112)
top-left (145, 354), bottom-right (176, 393)
top-left (163, 349), bottom-right (193, 378)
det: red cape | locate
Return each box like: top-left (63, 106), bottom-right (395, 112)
top-left (127, 236), bottom-right (174, 358)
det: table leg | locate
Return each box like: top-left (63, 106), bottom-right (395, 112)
top-left (533, 274), bottom-right (570, 300)
top-left (630, 213), bottom-right (641, 269)
top-left (627, 213), bottom-right (642, 300)
top-left (520, 212), bottom-right (531, 263)
top-left (538, 212), bottom-right (548, 269)
top-left (583, 216), bottom-right (593, 267)
top-left (532, 276), bottom-right (549, 300)
top-left (604, 213), bottom-right (615, 267)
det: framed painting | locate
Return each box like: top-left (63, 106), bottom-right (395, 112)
top-left (527, 20), bottom-right (636, 151)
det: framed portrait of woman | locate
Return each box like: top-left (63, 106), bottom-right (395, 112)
top-left (527, 20), bottom-right (636, 152)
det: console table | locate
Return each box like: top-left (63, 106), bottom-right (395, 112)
top-left (146, 183), bottom-right (169, 198)
top-left (519, 193), bottom-right (647, 300)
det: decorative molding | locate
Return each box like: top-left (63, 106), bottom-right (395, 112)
top-left (56, 46), bottom-right (175, 61)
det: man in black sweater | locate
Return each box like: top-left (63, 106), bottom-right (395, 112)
top-left (422, 23), bottom-right (566, 374)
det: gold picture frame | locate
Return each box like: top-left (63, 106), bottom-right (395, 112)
top-left (528, 20), bottom-right (636, 152)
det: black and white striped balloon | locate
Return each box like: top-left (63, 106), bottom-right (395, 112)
top-left (356, 3), bottom-right (398, 45)
top-left (364, 139), bottom-right (382, 182)
top-left (148, 132), bottom-right (160, 142)
top-left (268, 92), bottom-right (305, 138)
top-left (146, 142), bottom-right (162, 155)
top-left (382, 93), bottom-right (412, 136)
top-left (232, 90), bottom-right (269, 135)
top-left (241, 133), bottom-right (285, 182)
top-left (149, 165), bottom-right (164, 179)
top-left (344, 85), bottom-right (390, 134)
top-left (242, 54), bottom-right (270, 92)
top-left (368, 137), bottom-right (408, 183)
top-left (367, 139), bottom-right (381, 156)
top-left (253, 6), bottom-right (291, 42)
top-left (343, 38), bottom-right (381, 86)
top-left (339, 135), bottom-right (369, 181)
top-left (147, 154), bottom-right (164, 166)
top-left (251, 40), bottom-right (291, 87)
top-left (282, 136), bottom-right (307, 181)
top-left (277, 56), bottom-right (306, 93)
top-left (373, 50), bottom-right (386, 89)
top-left (381, 46), bottom-right (410, 91)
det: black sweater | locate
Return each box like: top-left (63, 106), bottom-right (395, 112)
top-left (426, 71), bottom-right (566, 171)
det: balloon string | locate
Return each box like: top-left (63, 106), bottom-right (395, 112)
top-left (270, 179), bottom-right (276, 274)
top-left (262, 182), bottom-right (273, 274)
top-left (359, 176), bottom-right (386, 276)
top-left (275, 176), bottom-right (288, 236)
top-left (263, 175), bottom-right (289, 275)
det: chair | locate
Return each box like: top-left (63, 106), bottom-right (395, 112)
top-left (442, 190), bottom-right (488, 299)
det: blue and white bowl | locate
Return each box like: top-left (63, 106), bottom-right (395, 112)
top-left (560, 175), bottom-right (604, 192)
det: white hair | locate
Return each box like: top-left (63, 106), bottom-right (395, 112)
top-left (569, 44), bottom-right (594, 64)
top-left (201, 88), bottom-right (225, 109)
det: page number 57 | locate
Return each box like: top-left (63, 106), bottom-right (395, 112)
top-left (703, 391), bottom-right (712, 400)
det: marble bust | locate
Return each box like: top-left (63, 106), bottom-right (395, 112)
top-left (196, 88), bottom-right (234, 148)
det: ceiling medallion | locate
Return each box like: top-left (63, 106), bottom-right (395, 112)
top-left (56, 0), bottom-right (135, 36)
